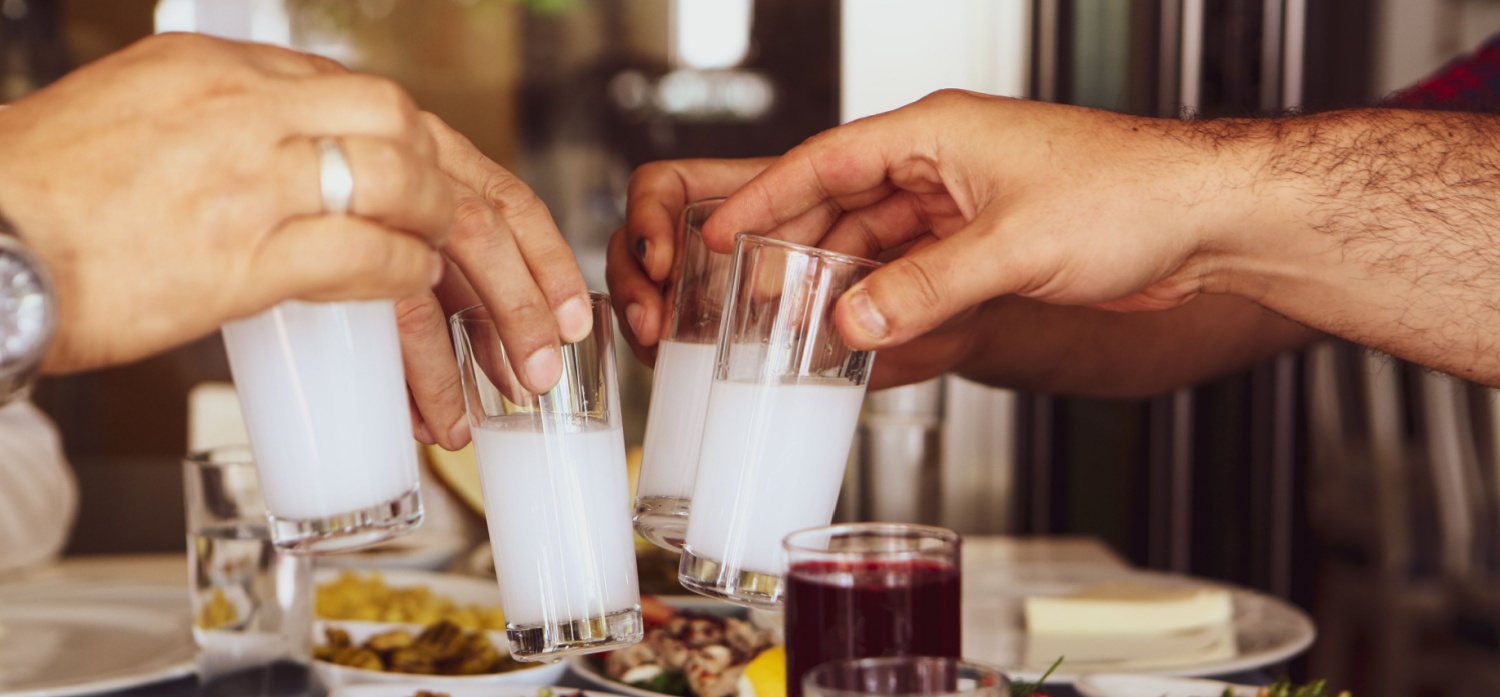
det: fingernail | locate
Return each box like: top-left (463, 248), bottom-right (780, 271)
top-left (414, 421), bottom-right (434, 444)
top-left (556, 296), bottom-right (593, 344)
top-left (847, 289), bottom-right (889, 340)
top-left (447, 420), bottom-right (471, 448)
top-left (523, 345), bottom-right (562, 391)
top-left (625, 303), bottom-right (645, 339)
top-left (428, 251), bottom-right (445, 287)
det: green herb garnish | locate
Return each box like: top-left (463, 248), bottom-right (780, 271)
top-left (1008, 656), bottom-right (1063, 697)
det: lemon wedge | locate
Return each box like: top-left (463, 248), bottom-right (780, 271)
top-left (738, 647), bottom-right (786, 697)
top-left (424, 443), bottom-right (485, 516)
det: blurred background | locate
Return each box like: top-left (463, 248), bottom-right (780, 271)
top-left (10, 0), bottom-right (1500, 694)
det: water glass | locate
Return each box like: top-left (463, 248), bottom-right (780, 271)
top-left (784, 524), bottom-right (963, 697)
top-left (221, 299), bottom-right (423, 552)
top-left (678, 235), bottom-right (881, 608)
top-left (451, 291), bottom-right (643, 662)
top-left (802, 657), bottom-right (1009, 697)
top-left (184, 447), bottom-right (314, 697)
top-left (635, 198), bottom-right (735, 551)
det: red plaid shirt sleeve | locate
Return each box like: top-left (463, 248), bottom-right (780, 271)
top-left (1386, 36), bottom-right (1500, 111)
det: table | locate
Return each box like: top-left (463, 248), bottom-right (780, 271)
top-left (7, 538), bottom-right (1270, 697)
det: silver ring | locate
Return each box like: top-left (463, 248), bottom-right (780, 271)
top-left (316, 137), bottom-right (354, 216)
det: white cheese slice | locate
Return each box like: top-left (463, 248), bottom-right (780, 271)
top-left (1024, 582), bottom-right (1234, 635)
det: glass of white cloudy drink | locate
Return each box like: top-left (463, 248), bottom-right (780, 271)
top-left (221, 300), bottom-right (422, 553)
top-left (451, 291), bottom-right (642, 662)
top-left (635, 198), bottom-right (735, 551)
top-left (679, 235), bottom-right (881, 608)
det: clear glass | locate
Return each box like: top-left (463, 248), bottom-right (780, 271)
top-left (679, 235), bottom-right (881, 608)
top-left (220, 299), bottom-right (423, 552)
top-left (451, 291), bottom-right (643, 662)
top-left (183, 447), bottom-right (314, 697)
top-left (783, 524), bottom-right (963, 697)
top-left (635, 198), bottom-right (735, 551)
top-left (802, 657), bottom-right (1009, 697)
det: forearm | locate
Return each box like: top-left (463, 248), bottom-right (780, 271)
top-left (955, 295), bottom-right (1321, 398)
top-left (1213, 109), bottom-right (1500, 384)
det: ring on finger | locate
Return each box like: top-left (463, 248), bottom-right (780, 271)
top-left (316, 136), bottom-right (355, 216)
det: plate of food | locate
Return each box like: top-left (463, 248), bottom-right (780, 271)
top-left (569, 596), bottom-right (783, 697)
top-left (961, 564), bottom-right (1316, 684)
top-left (311, 568), bottom-right (566, 689)
top-left (1073, 674), bottom-right (1348, 697)
top-left (329, 683), bottom-right (623, 697)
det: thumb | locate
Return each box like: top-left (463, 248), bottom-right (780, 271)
top-left (833, 218), bottom-right (1021, 351)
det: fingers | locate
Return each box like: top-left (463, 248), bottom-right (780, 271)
top-left (833, 214), bottom-right (1022, 351)
top-left (395, 289), bottom-right (471, 450)
top-left (250, 215), bottom-right (443, 306)
top-left (625, 158), bottom-right (776, 278)
top-left (278, 135), bottom-right (453, 243)
top-left (425, 113), bottom-right (593, 344)
top-left (606, 227), bottom-right (663, 365)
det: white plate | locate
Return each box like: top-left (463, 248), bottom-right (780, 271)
top-left (0, 579), bottom-right (196, 697)
top-left (313, 569), bottom-right (568, 689)
top-left (568, 595), bottom-right (766, 697)
top-left (331, 684), bottom-right (622, 697)
top-left (315, 528), bottom-right (471, 572)
top-left (962, 564), bottom-right (1315, 684)
top-left (1074, 673), bottom-right (1260, 697)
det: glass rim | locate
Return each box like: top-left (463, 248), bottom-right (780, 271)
top-left (183, 444), bottom-right (255, 468)
top-left (802, 656), bottom-right (1009, 697)
top-left (453, 289), bottom-right (610, 324)
top-left (782, 522), bottom-right (961, 555)
top-left (734, 233), bottom-right (884, 270)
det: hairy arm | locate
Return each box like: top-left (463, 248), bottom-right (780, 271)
top-left (1218, 109), bottom-right (1500, 383)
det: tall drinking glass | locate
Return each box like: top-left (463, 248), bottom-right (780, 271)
top-left (802, 658), bottom-right (1009, 697)
top-left (221, 300), bottom-right (422, 552)
top-left (635, 198), bottom-right (735, 551)
top-left (679, 235), bottom-right (881, 608)
top-left (451, 291), bottom-right (643, 662)
top-left (783, 524), bottom-right (963, 697)
top-left (184, 447), bottom-right (314, 697)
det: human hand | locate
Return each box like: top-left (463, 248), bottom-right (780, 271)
top-left (393, 115), bottom-right (591, 450)
top-left (605, 157), bottom-right (773, 366)
top-left (0, 33), bottom-right (453, 374)
top-left (703, 90), bottom-right (1250, 353)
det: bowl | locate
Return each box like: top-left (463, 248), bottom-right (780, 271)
top-left (314, 620), bottom-right (568, 691)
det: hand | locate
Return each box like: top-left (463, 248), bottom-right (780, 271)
top-left (703, 90), bottom-right (1247, 353)
top-left (0, 33), bottom-right (453, 373)
top-left (395, 115), bottom-right (591, 450)
top-left (605, 157), bottom-right (773, 366)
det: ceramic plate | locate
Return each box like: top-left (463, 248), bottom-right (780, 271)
top-left (1074, 673), bottom-right (1260, 697)
top-left (0, 579), bottom-right (196, 697)
top-left (568, 595), bottom-right (763, 697)
top-left (330, 683), bottom-right (621, 697)
top-left (962, 564), bottom-right (1315, 684)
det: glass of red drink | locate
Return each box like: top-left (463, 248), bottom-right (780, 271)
top-left (783, 524), bottom-right (963, 697)
top-left (802, 657), bottom-right (1008, 697)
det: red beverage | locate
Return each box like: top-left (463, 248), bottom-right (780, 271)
top-left (785, 560), bottom-right (962, 697)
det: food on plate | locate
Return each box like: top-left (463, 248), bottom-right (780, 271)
top-left (600, 605), bottom-right (778, 697)
top-left (196, 587), bottom-right (239, 630)
top-left (315, 570), bottom-right (505, 630)
top-left (1233, 679), bottom-right (1350, 697)
top-left (315, 620), bottom-right (524, 676)
top-left (1023, 582), bottom-right (1232, 634)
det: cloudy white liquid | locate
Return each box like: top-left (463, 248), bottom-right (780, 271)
top-left (685, 378), bottom-right (867, 575)
top-left (638, 341), bottom-right (719, 500)
top-left (222, 300), bottom-right (417, 521)
top-left (473, 416), bottom-right (640, 626)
